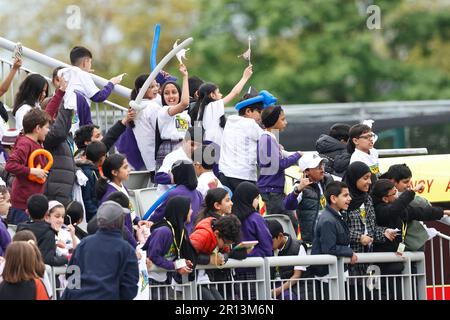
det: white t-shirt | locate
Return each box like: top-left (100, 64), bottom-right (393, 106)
top-left (58, 67), bottom-right (100, 134)
top-left (133, 99), bottom-right (161, 171)
top-left (157, 106), bottom-right (191, 141)
top-left (56, 226), bottom-right (79, 257)
top-left (58, 66), bottom-right (99, 110)
top-left (201, 99), bottom-right (225, 146)
top-left (219, 115), bottom-right (264, 181)
top-left (156, 146), bottom-right (191, 194)
top-left (196, 171), bottom-right (223, 198)
top-left (14, 103), bottom-right (37, 132)
top-left (350, 148), bottom-right (380, 176)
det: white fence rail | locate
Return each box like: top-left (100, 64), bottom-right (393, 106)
top-left (45, 252), bottom-right (427, 300)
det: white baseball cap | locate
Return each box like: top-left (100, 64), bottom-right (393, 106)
top-left (298, 152), bottom-right (326, 172)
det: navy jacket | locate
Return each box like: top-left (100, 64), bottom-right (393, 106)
top-left (76, 159), bottom-right (100, 222)
top-left (311, 205), bottom-right (353, 276)
top-left (61, 229), bottom-right (138, 300)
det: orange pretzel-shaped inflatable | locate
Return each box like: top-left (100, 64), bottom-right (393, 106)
top-left (27, 149), bottom-right (54, 184)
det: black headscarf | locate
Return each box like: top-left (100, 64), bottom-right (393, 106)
top-left (148, 196), bottom-right (197, 264)
top-left (232, 182), bottom-right (260, 222)
top-left (171, 160), bottom-right (198, 190)
top-left (342, 161), bottom-right (371, 211)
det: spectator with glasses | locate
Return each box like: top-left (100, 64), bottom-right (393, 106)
top-left (348, 124), bottom-right (380, 182)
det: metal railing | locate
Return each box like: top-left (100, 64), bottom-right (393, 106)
top-left (0, 37), bottom-right (131, 98)
top-left (44, 252), bottom-right (428, 300)
top-left (426, 232), bottom-right (450, 300)
top-left (0, 57), bottom-right (127, 131)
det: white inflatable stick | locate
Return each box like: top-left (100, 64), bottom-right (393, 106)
top-left (130, 37), bottom-right (194, 111)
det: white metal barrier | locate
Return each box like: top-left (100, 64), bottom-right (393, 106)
top-left (45, 252), bottom-right (428, 300)
top-left (339, 252), bottom-right (426, 300)
top-left (426, 231), bottom-right (450, 300)
top-left (0, 57), bottom-right (127, 131)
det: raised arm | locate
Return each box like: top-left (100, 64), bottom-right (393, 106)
top-left (0, 58), bottom-right (22, 97)
top-left (167, 64), bottom-right (190, 116)
top-left (222, 65), bottom-right (253, 105)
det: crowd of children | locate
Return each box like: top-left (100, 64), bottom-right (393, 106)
top-left (0, 44), bottom-right (449, 301)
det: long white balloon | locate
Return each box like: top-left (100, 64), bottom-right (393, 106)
top-left (130, 37), bottom-right (194, 110)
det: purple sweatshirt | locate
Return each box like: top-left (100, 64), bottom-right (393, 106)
top-left (149, 185), bottom-right (203, 234)
top-left (257, 133), bottom-right (301, 194)
top-left (99, 184), bottom-right (140, 248)
top-left (145, 226), bottom-right (176, 271)
top-left (0, 218), bottom-right (11, 256)
top-left (240, 212), bottom-right (273, 258)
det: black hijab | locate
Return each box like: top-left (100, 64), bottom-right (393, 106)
top-left (342, 161), bottom-right (371, 211)
top-left (147, 196), bottom-right (197, 263)
top-left (171, 160), bottom-right (198, 190)
top-left (232, 182), bottom-right (260, 222)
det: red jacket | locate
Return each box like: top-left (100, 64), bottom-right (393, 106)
top-left (190, 217), bottom-right (218, 254)
top-left (5, 135), bottom-right (47, 210)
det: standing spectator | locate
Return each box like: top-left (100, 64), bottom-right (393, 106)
top-left (5, 109), bottom-right (51, 224)
top-left (155, 64), bottom-right (190, 171)
top-left (142, 196), bottom-right (196, 300)
top-left (61, 201), bottom-right (139, 300)
top-left (42, 78), bottom-right (78, 206)
top-left (284, 153), bottom-right (334, 243)
top-left (315, 123), bottom-right (351, 177)
top-left (0, 57), bottom-right (22, 98)
top-left (190, 214), bottom-right (241, 300)
top-left (218, 91), bottom-right (272, 193)
top-left (310, 181), bottom-right (357, 299)
top-left (257, 105), bottom-right (302, 233)
top-left (0, 242), bottom-right (49, 300)
top-left (233, 182), bottom-right (273, 300)
top-left (348, 124), bottom-right (380, 181)
top-left (342, 161), bottom-right (396, 299)
top-left (12, 74), bottom-right (49, 132)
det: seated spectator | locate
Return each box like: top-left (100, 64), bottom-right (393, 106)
top-left (154, 126), bottom-right (203, 194)
top-left (193, 144), bottom-right (223, 198)
top-left (149, 161), bottom-right (203, 234)
top-left (45, 201), bottom-right (78, 258)
top-left (61, 201), bottom-right (139, 300)
top-left (65, 201), bottom-right (88, 240)
top-left (16, 194), bottom-right (68, 267)
top-left (267, 219), bottom-right (308, 300)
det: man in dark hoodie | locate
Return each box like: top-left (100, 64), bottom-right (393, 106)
top-left (315, 123), bottom-right (350, 177)
top-left (16, 194), bottom-right (68, 266)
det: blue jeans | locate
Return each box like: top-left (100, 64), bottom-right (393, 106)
top-left (7, 207), bottom-right (30, 225)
